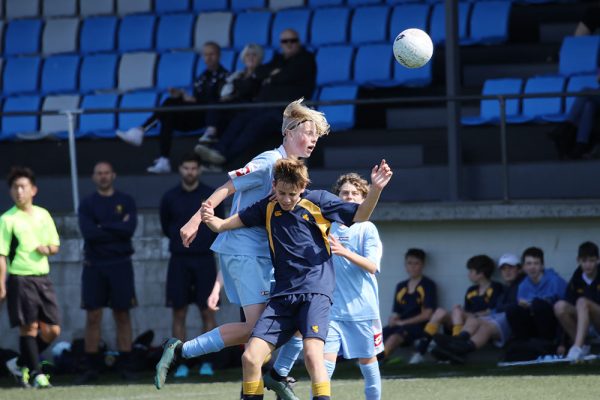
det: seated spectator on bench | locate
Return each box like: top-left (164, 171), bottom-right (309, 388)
top-left (431, 253), bottom-right (525, 364)
top-left (194, 29), bottom-right (316, 167)
top-left (554, 241), bottom-right (600, 361)
top-left (117, 42), bottom-right (228, 174)
top-left (197, 43), bottom-right (266, 145)
top-left (413, 255), bottom-right (504, 363)
top-left (381, 248), bottom-right (437, 364)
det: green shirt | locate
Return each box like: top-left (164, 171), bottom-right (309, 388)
top-left (0, 205), bottom-right (60, 276)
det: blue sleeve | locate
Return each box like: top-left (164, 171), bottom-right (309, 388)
top-left (318, 191), bottom-right (359, 226)
top-left (424, 279), bottom-right (438, 309)
top-left (78, 198), bottom-right (116, 242)
top-left (101, 195), bottom-right (137, 239)
top-left (238, 197), bottom-right (269, 228)
top-left (362, 223), bottom-right (382, 272)
top-left (229, 153), bottom-right (273, 193)
top-left (159, 191), bottom-right (170, 238)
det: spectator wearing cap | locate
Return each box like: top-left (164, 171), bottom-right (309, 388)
top-left (194, 28), bottom-right (317, 167)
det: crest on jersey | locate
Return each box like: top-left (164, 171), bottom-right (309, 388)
top-left (116, 204), bottom-right (123, 214)
top-left (274, 211), bottom-right (282, 217)
top-left (311, 325), bottom-right (319, 333)
top-left (302, 214), bottom-right (309, 221)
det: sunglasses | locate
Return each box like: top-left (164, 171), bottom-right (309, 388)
top-left (280, 38), bottom-right (299, 44)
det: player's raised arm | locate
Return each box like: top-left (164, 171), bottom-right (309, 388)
top-left (353, 159), bottom-right (393, 222)
top-left (201, 201), bottom-right (246, 233)
top-left (180, 180), bottom-right (236, 247)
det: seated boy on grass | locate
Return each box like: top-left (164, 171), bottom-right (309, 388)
top-left (201, 158), bottom-right (392, 400)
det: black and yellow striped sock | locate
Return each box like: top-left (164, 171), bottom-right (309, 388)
top-left (242, 380), bottom-right (264, 400)
top-left (312, 381), bottom-right (331, 400)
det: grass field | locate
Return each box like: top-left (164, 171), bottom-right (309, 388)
top-left (2, 361), bottom-right (600, 400)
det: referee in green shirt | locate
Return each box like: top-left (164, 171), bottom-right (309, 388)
top-left (0, 167), bottom-right (61, 389)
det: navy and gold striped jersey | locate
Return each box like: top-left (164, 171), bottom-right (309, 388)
top-left (565, 265), bottom-right (600, 305)
top-left (464, 281), bottom-right (504, 313)
top-left (239, 189), bottom-right (359, 299)
top-left (392, 276), bottom-right (437, 319)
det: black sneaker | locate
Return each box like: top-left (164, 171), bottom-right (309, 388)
top-left (431, 345), bottom-right (465, 364)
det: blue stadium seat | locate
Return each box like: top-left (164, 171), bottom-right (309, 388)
top-left (79, 54), bottom-right (119, 93)
top-left (318, 85), bottom-right (359, 131)
top-left (4, 19), bottom-right (43, 56)
top-left (231, 0), bottom-right (266, 11)
top-left (559, 35), bottom-right (600, 76)
top-left (80, 16), bottom-right (118, 54)
top-left (118, 52), bottom-right (157, 91)
top-left (461, 78), bottom-right (522, 126)
top-left (354, 44), bottom-right (393, 86)
top-left (41, 55), bottom-right (80, 94)
top-left (467, 1), bottom-right (512, 45)
top-left (3, 57), bottom-right (41, 95)
top-left (118, 92), bottom-right (158, 131)
top-left (194, 12), bottom-right (233, 49)
top-left (80, 0), bottom-right (115, 16)
top-left (44, 0), bottom-right (77, 17)
top-left (155, 0), bottom-right (190, 13)
top-left (118, 15), bottom-right (156, 52)
top-left (271, 9), bottom-right (311, 45)
top-left (310, 7), bottom-right (350, 47)
top-left (6, 0), bottom-right (40, 19)
top-left (79, 93), bottom-right (119, 137)
top-left (507, 76), bottom-right (567, 124)
top-left (235, 48), bottom-right (274, 71)
top-left (351, 6), bottom-right (390, 45)
top-left (197, 48), bottom-right (236, 75)
top-left (389, 4), bottom-right (430, 41)
top-left (193, 0), bottom-right (229, 11)
top-left (156, 13), bottom-right (195, 51)
top-left (233, 12), bottom-right (272, 50)
top-left (42, 18), bottom-right (80, 55)
top-left (40, 95), bottom-right (81, 137)
top-left (429, 2), bottom-right (471, 45)
top-left (348, 0), bottom-right (382, 6)
top-left (2, 96), bottom-right (41, 138)
top-left (156, 52), bottom-right (196, 91)
top-left (117, 0), bottom-right (152, 15)
top-left (269, 0), bottom-right (305, 11)
top-left (541, 74), bottom-right (600, 123)
top-left (316, 46), bottom-right (354, 86)
top-left (387, 0), bottom-right (425, 3)
top-left (308, 0), bottom-right (343, 6)
top-left (393, 56), bottom-right (432, 87)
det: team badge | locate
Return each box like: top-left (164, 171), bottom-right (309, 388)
top-left (274, 211), bottom-right (282, 217)
top-left (302, 214), bottom-right (309, 221)
top-left (116, 204), bottom-right (123, 213)
top-left (311, 325), bottom-right (319, 333)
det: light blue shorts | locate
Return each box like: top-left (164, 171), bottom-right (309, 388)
top-left (219, 254), bottom-right (273, 307)
top-left (324, 319), bottom-right (383, 359)
top-left (482, 312), bottom-right (511, 348)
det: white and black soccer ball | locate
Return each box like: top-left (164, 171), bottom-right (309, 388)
top-left (393, 28), bottom-right (434, 69)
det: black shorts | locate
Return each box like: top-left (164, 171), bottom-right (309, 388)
top-left (81, 258), bottom-right (137, 311)
top-left (166, 254), bottom-right (217, 310)
top-left (383, 322), bottom-right (426, 346)
top-left (7, 274), bottom-right (61, 328)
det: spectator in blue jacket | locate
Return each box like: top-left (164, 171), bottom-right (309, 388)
top-left (505, 247), bottom-right (567, 342)
top-left (76, 161), bottom-right (138, 384)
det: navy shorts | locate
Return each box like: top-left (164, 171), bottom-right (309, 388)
top-left (383, 322), bottom-right (425, 346)
top-left (166, 254), bottom-right (217, 310)
top-left (7, 275), bottom-right (61, 328)
top-left (81, 258), bottom-right (137, 311)
top-left (252, 293), bottom-right (331, 348)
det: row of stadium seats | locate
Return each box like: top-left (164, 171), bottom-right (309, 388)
top-left (0, 0), bottom-right (567, 19)
top-left (463, 73), bottom-right (600, 125)
top-left (0, 84), bottom-right (358, 139)
top-left (1, 2), bottom-right (513, 57)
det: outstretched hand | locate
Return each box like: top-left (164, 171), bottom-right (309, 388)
top-left (370, 159), bottom-right (393, 191)
top-left (200, 201), bottom-right (215, 222)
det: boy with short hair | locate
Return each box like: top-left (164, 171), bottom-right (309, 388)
top-left (202, 158), bottom-right (392, 400)
top-left (382, 248), bottom-right (437, 363)
top-left (0, 167), bottom-right (61, 389)
top-left (506, 247), bottom-right (567, 342)
top-left (415, 255), bottom-right (503, 360)
top-left (554, 241), bottom-right (600, 361)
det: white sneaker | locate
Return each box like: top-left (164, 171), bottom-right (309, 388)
top-left (198, 127), bottom-right (218, 144)
top-left (408, 352), bottom-right (425, 365)
top-left (116, 127), bottom-right (144, 146)
top-left (567, 345), bottom-right (583, 361)
top-left (5, 357), bottom-right (22, 379)
top-left (194, 144), bottom-right (226, 165)
top-left (147, 157), bottom-right (171, 174)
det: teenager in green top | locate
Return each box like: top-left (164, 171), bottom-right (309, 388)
top-left (0, 166), bottom-right (61, 389)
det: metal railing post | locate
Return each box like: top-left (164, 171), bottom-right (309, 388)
top-left (62, 110), bottom-right (82, 214)
top-left (498, 96), bottom-right (509, 202)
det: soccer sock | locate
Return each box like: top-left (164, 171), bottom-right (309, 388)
top-left (274, 335), bottom-right (303, 377)
top-left (182, 327), bottom-right (225, 358)
top-left (452, 325), bottom-right (464, 336)
top-left (242, 380), bottom-right (264, 400)
top-left (324, 359), bottom-right (336, 379)
top-left (359, 362), bottom-right (382, 400)
top-left (424, 322), bottom-right (439, 337)
top-left (36, 336), bottom-right (50, 354)
top-left (312, 381), bottom-right (331, 400)
top-left (19, 336), bottom-right (40, 373)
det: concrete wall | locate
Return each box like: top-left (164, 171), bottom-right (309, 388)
top-left (2, 205), bottom-right (600, 353)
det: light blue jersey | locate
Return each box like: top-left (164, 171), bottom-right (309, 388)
top-left (329, 221), bottom-right (382, 321)
top-left (210, 145), bottom-right (286, 257)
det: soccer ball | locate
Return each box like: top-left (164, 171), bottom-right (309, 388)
top-left (393, 28), bottom-right (434, 69)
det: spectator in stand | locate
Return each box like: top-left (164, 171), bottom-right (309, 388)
top-left (380, 248), bottom-right (437, 365)
top-left (431, 253), bottom-right (525, 364)
top-left (194, 29), bottom-right (317, 167)
top-left (0, 167), bottom-right (61, 389)
top-left (117, 42), bottom-right (229, 174)
top-left (76, 162), bottom-right (138, 384)
top-left (159, 154), bottom-right (224, 378)
top-left (554, 241), bottom-right (600, 361)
